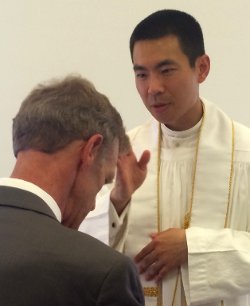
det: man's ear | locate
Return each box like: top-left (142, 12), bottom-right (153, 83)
top-left (80, 134), bottom-right (104, 165)
top-left (196, 54), bottom-right (210, 83)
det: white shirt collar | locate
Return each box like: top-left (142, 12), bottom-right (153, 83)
top-left (161, 118), bottom-right (202, 139)
top-left (0, 178), bottom-right (61, 222)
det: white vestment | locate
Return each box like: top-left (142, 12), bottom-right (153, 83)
top-left (80, 100), bottom-right (250, 306)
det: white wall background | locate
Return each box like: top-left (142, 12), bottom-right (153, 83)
top-left (1, 0), bottom-right (250, 176)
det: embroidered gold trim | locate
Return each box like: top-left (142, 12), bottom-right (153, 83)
top-left (143, 287), bottom-right (159, 297)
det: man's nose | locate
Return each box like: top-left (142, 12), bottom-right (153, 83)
top-left (147, 75), bottom-right (164, 95)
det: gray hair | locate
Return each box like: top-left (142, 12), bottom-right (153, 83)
top-left (13, 75), bottom-right (129, 157)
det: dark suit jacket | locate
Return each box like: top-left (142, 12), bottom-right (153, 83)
top-left (0, 186), bottom-right (144, 306)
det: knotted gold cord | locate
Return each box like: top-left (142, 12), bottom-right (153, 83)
top-left (145, 103), bottom-right (235, 306)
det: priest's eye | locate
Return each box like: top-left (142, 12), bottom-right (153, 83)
top-left (135, 72), bottom-right (147, 79)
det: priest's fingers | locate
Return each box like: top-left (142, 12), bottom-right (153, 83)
top-left (155, 266), bottom-right (168, 283)
top-left (144, 261), bottom-right (165, 281)
top-left (135, 243), bottom-right (159, 274)
top-left (134, 240), bottom-right (155, 263)
top-left (138, 150), bottom-right (151, 170)
top-left (136, 253), bottom-right (157, 274)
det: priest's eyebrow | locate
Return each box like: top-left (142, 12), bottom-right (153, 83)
top-left (133, 59), bottom-right (178, 71)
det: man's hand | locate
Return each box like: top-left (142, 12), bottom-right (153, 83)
top-left (134, 228), bottom-right (188, 283)
top-left (110, 148), bottom-right (150, 215)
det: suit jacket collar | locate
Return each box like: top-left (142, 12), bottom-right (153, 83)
top-left (0, 186), bottom-right (58, 221)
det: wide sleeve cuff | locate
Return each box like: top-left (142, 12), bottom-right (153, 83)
top-left (185, 227), bottom-right (250, 304)
top-left (109, 201), bottom-right (131, 251)
top-left (79, 192), bottom-right (110, 245)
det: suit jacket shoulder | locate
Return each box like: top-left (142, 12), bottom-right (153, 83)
top-left (0, 186), bottom-right (144, 306)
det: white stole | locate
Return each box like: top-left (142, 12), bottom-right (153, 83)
top-left (125, 100), bottom-right (233, 306)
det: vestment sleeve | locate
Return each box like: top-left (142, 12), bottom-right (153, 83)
top-left (79, 190), bottom-right (111, 245)
top-left (109, 201), bottom-right (130, 251)
top-left (79, 186), bottom-right (130, 251)
top-left (180, 150), bottom-right (250, 305)
top-left (183, 227), bottom-right (250, 305)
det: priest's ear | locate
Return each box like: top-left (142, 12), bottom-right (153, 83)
top-left (80, 134), bottom-right (104, 165)
top-left (196, 54), bottom-right (210, 83)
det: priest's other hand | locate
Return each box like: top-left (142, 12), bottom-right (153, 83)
top-left (110, 148), bottom-right (150, 216)
top-left (134, 228), bottom-right (188, 282)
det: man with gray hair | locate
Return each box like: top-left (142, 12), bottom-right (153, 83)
top-left (0, 75), bottom-right (145, 306)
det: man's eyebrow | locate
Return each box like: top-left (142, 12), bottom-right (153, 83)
top-left (133, 64), bottom-right (146, 71)
top-left (155, 59), bottom-right (177, 69)
top-left (133, 59), bottom-right (177, 71)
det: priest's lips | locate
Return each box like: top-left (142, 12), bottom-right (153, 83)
top-left (151, 103), bottom-right (170, 113)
